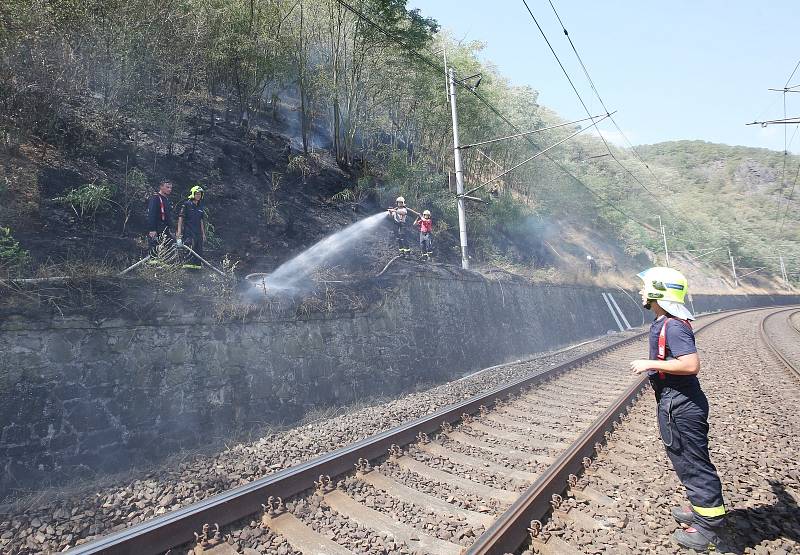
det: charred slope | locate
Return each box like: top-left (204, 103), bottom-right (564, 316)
top-left (1, 97), bottom-right (386, 276)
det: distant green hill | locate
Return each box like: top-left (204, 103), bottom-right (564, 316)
top-left (538, 136), bottom-right (800, 278)
top-left (634, 141), bottom-right (799, 270)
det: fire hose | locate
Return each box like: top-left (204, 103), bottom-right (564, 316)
top-left (117, 245), bottom-right (228, 278)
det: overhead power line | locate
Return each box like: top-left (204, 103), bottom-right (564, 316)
top-left (332, 0), bottom-right (663, 235)
top-left (747, 116), bottom-right (800, 126)
top-left (458, 114), bottom-right (605, 150)
top-left (519, 1), bottom-right (661, 200)
top-left (462, 85), bottom-right (663, 234)
top-left (332, 0), bottom-right (704, 244)
top-left (466, 112), bottom-right (615, 196)
top-left (538, 0), bottom-right (685, 219)
top-left (785, 59), bottom-right (800, 88)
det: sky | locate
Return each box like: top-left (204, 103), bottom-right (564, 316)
top-left (408, 0), bottom-right (800, 153)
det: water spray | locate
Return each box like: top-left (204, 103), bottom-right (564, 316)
top-left (246, 212), bottom-right (389, 296)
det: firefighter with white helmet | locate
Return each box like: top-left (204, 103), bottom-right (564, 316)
top-left (387, 196), bottom-right (411, 256)
top-left (413, 209), bottom-right (434, 260)
top-left (630, 267), bottom-right (728, 552)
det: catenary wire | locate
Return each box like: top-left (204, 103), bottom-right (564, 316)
top-left (775, 61), bottom-right (800, 233)
top-left (332, 0), bottom-right (704, 246)
top-left (331, 0), bottom-right (664, 235)
top-left (535, 0), bottom-right (765, 260)
top-left (785, 59), bottom-right (800, 88)
top-left (778, 124), bottom-right (800, 233)
top-left (777, 161), bottom-right (800, 234)
top-left (520, 0), bottom-right (663, 202)
top-left (541, 0), bottom-right (684, 213)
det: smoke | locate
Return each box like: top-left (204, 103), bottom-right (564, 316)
top-left (247, 212), bottom-right (388, 297)
top-left (265, 85), bottom-right (334, 153)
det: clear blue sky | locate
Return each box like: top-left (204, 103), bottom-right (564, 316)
top-left (409, 0), bottom-right (800, 153)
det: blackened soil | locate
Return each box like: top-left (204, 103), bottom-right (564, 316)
top-left (0, 97), bottom-right (466, 319)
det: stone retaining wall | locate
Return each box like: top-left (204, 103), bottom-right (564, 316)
top-left (0, 275), bottom-right (796, 496)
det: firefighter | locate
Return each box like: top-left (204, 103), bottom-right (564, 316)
top-left (629, 267), bottom-right (729, 553)
top-left (176, 185), bottom-right (206, 270)
top-left (413, 209), bottom-right (433, 260)
top-left (145, 179), bottom-right (174, 260)
top-left (387, 196), bottom-right (410, 256)
top-left (586, 254), bottom-right (598, 275)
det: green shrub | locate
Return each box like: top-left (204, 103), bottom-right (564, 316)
top-left (330, 177), bottom-right (375, 206)
top-left (55, 182), bottom-right (113, 221)
top-left (287, 153), bottom-right (320, 182)
top-left (0, 226), bottom-right (29, 271)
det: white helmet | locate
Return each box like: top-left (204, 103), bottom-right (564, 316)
top-left (396, 196), bottom-right (405, 204)
top-left (422, 210), bottom-right (431, 217)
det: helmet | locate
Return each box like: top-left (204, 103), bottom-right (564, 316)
top-left (422, 210), bottom-right (431, 217)
top-left (637, 267), bottom-right (694, 320)
top-left (396, 196), bottom-right (405, 204)
top-left (637, 266), bottom-right (687, 303)
top-left (189, 185), bottom-right (204, 198)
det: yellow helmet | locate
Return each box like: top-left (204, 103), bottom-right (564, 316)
top-left (188, 185), bottom-right (204, 199)
top-left (637, 267), bottom-right (688, 304)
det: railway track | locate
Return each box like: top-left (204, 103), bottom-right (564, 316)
top-left (60, 307), bottom-right (793, 555)
top-left (760, 308), bottom-right (800, 380)
top-left (519, 307), bottom-right (800, 555)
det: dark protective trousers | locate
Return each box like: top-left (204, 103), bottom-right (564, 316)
top-left (394, 221), bottom-right (409, 252)
top-left (183, 234), bottom-right (204, 267)
top-left (655, 382), bottom-right (726, 534)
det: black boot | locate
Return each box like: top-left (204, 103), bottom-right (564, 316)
top-left (672, 506), bottom-right (694, 525)
top-left (673, 527), bottom-right (731, 553)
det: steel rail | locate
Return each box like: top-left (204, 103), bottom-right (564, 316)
top-left (790, 311), bottom-right (800, 336)
top-left (66, 326), bottom-right (650, 554)
top-left (464, 306), bottom-right (795, 555)
top-left (760, 308), bottom-right (800, 380)
top-left (66, 305), bottom-right (795, 555)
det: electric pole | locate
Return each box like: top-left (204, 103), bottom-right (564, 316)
top-left (448, 67), bottom-right (469, 270)
top-left (657, 215), bottom-right (670, 267)
top-left (779, 254), bottom-right (788, 287)
top-left (728, 248), bottom-right (738, 287)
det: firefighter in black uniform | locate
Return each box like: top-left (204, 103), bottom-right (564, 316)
top-left (145, 179), bottom-right (174, 259)
top-left (630, 267), bottom-right (729, 553)
top-left (176, 185), bottom-right (206, 269)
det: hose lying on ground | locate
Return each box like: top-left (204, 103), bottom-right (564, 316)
top-left (180, 245), bottom-right (228, 277)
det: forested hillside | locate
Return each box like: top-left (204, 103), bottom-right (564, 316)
top-left (636, 141), bottom-right (799, 271)
top-left (1, 0), bottom-right (797, 288)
